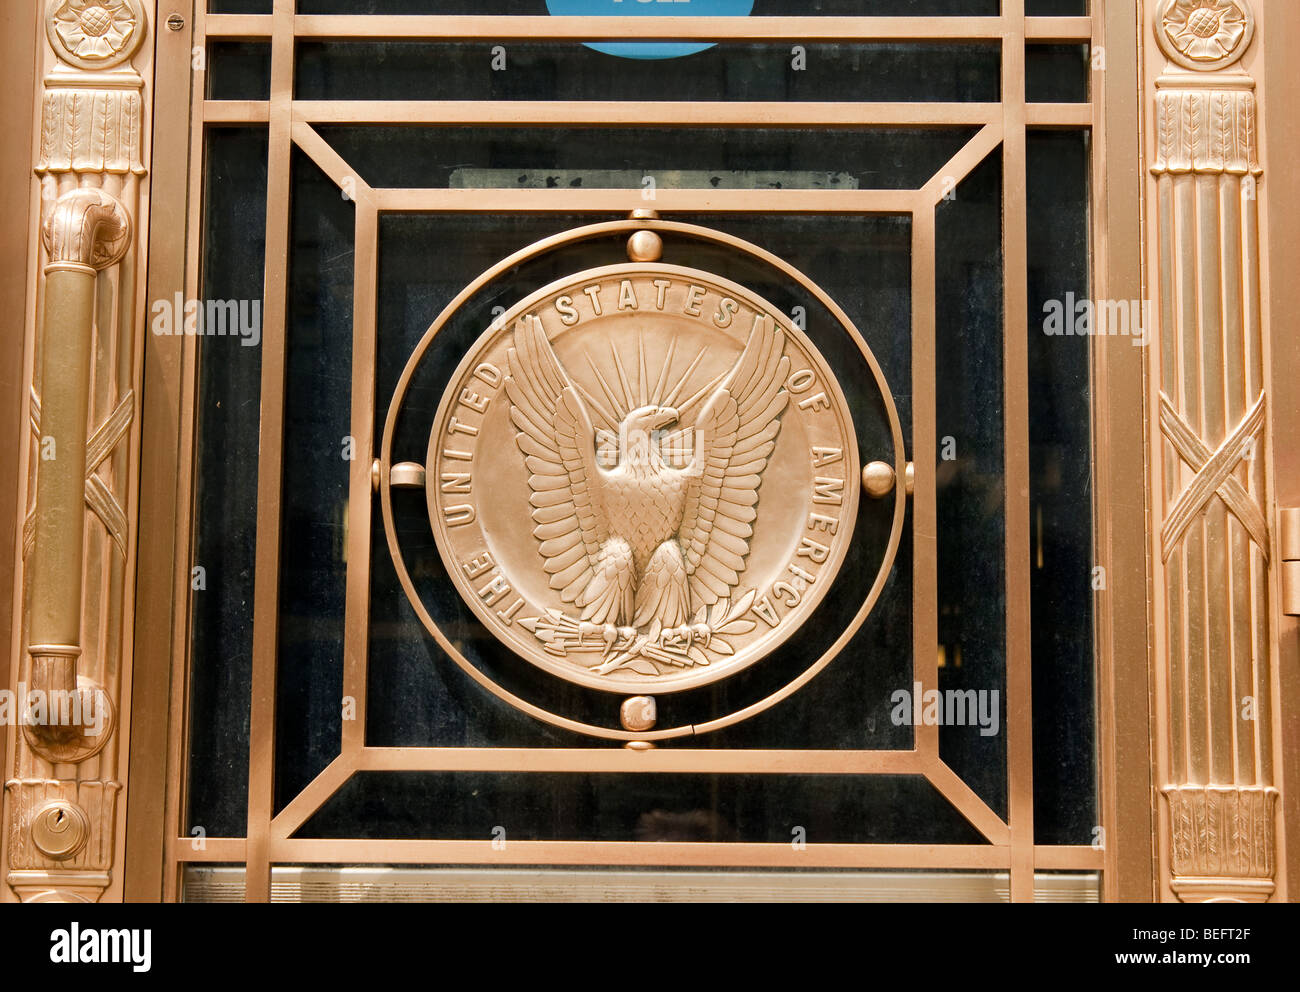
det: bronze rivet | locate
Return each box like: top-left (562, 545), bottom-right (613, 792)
top-left (626, 230), bottom-right (663, 262)
top-left (620, 695), bottom-right (657, 731)
top-left (862, 461), bottom-right (896, 498)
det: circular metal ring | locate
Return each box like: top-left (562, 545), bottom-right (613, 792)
top-left (380, 217), bottom-right (906, 741)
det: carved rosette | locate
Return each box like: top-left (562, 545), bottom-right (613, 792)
top-left (2, 0), bottom-right (148, 903)
top-left (1156, 0), bottom-right (1255, 71)
top-left (45, 0), bottom-right (145, 72)
top-left (1149, 0), bottom-right (1280, 903)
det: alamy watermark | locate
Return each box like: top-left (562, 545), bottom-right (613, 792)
top-left (151, 293), bottom-right (262, 347)
top-left (1042, 292), bottom-right (1152, 348)
top-left (0, 682), bottom-right (109, 737)
top-left (890, 682), bottom-right (1000, 737)
top-left (594, 422), bottom-right (706, 472)
top-left (50, 924), bottom-right (150, 972)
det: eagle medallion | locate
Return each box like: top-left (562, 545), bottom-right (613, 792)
top-left (426, 263), bottom-right (859, 693)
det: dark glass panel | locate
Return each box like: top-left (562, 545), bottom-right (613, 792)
top-left (1026, 44), bottom-right (1090, 104)
top-left (368, 211), bottom-right (913, 749)
top-left (296, 41), bottom-right (999, 102)
top-left (210, 0), bottom-right (271, 12)
top-left (1026, 0), bottom-right (1087, 14)
top-left (934, 151), bottom-right (1007, 818)
top-left (296, 772), bottom-right (988, 844)
top-left (274, 151), bottom-right (356, 813)
top-left (187, 127), bottom-right (269, 837)
top-left (315, 125), bottom-right (981, 191)
top-left (207, 42), bottom-right (272, 102)
top-left (1027, 130), bottom-right (1096, 844)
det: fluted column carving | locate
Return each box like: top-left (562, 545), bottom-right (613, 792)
top-left (1149, 0), bottom-right (1279, 903)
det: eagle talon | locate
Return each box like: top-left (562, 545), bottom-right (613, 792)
top-left (658, 624), bottom-right (699, 646)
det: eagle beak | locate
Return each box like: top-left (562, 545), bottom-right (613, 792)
top-left (653, 407), bottom-right (679, 429)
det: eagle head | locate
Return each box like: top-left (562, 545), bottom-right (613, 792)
top-left (619, 405), bottom-right (678, 470)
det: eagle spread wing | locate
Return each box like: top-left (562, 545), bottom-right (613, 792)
top-left (503, 315), bottom-right (606, 604)
top-left (677, 316), bottom-right (790, 607)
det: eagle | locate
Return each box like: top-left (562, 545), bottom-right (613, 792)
top-left (503, 314), bottom-right (789, 640)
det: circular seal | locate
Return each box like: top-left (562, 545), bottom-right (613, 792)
top-left (426, 263), bottom-right (860, 693)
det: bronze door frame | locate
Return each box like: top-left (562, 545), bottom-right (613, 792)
top-left (140, 3), bottom-right (1117, 903)
top-left (1, 1), bottom-right (1296, 903)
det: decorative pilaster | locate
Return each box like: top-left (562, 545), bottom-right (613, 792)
top-left (1149, 0), bottom-right (1279, 902)
top-left (2, 0), bottom-right (149, 903)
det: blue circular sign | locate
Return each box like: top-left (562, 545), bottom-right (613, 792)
top-left (545, 0), bottom-right (755, 59)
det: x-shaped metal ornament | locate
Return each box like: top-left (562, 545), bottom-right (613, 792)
top-left (1160, 391), bottom-right (1268, 562)
top-left (25, 387), bottom-right (134, 558)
